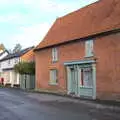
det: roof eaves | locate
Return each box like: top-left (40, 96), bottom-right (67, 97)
top-left (0, 50), bottom-right (9, 56)
top-left (0, 46), bottom-right (34, 62)
top-left (34, 28), bottom-right (120, 52)
top-left (0, 55), bottom-right (19, 62)
top-left (19, 46), bottom-right (34, 56)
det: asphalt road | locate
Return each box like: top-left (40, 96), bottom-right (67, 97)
top-left (0, 88), bottom-right (120, 120)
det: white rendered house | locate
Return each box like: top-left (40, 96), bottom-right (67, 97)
top-left (0, 47), bottom-right (34, 87)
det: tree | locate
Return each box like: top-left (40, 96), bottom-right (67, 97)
top-left (0, 44), bottom-right (5, 51)
top-left (14, 61), bottom-right (35, 75)
top-left (13, 43), bottom-right (22, 53)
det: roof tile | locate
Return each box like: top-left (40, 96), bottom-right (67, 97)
top-left (36, 0), bottom-right (120, 49)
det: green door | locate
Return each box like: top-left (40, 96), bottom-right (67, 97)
top-left (70, 66), bottom-right (78, 96)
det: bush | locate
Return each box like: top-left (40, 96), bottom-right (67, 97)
top-left (14, 61), bottom-right (35, 75)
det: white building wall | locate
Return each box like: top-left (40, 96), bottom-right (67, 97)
top-left (0, 57), bottom-right (20, 86)
top-left (17, 73), bottom-right (19, 84)
top-left (1, 71), bottom-right (10, 85)
top-left (1, 57), bottom-right (20, 70)
top-left (0, 52), bottom-right (8, 60)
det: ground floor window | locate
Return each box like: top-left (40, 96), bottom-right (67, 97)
top-left (80, 67), bottom-right (93, 88)
top-left (49, 69), bottom-right (58, 85)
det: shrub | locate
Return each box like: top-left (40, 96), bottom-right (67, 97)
top-left (14, 61), bottom-right (35, 75)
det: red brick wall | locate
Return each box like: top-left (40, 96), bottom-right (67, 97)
top-left (35, 41), bottom-right (85, 93)
top-left (95, 33), bottom-right (120, 100)
top-left (35, 32), bottom-right (120, 100)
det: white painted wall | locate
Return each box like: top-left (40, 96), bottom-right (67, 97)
top-left (0, 51), bottom-right (9, 72)
top-left (0, 57), bottom-right (20, 86)
top-left (0, 57), bottom-right (20, 71)
top-left (11, 71), bottom-right (19, 87)
top-left (0, 52), bottom-right (8, 60)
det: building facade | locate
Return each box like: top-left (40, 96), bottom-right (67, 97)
top-left (0, 47), bottom-right (34, 87)
top-left (0, 57), bottom-right (20, 86)
top-left (35, 0), bottom-right (120, 100)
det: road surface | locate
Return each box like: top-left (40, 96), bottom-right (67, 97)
top-left (0, 88), bottom-right (120, 120)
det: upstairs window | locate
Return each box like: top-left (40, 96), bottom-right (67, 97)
top-left (8, 60), bottom-right (11, 65)
top-left (85, 40), bottom-right (94, 57)
top-left (52, 47), bottom-right (58, 62)
top-left (49, 69), bottom-right (58, 85)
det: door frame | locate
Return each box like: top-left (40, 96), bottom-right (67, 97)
top-left (67, 65), bottom-right (79, 96)
top-left (65, 60), bottom-right (96, 99)
top-left (92, 63), bottom-right (96, 99)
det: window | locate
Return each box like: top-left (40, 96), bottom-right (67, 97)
top-left (85, 40), bottom-right (93, 57)
top-left (52, 47), bottom-right (58, 62)
top-left (15, 58), bottom-right (18, 64)
top-left (8, 60), bottom-right (11, 65)
top-left (49, 69), bottom-right (58, 85)
top-left (80, 68), bottom-right (93, 88)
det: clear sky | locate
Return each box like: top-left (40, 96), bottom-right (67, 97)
top-left (0, 0), bottom-right (98, 49)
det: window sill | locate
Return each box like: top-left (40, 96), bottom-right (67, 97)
top-left (79, 86), bottom-right (93, 89)
top-left (52, 60), bottom-right (58, 63)
top-left (84, 55), bottom-right (94, 58)
top-left (49, 82), bottom-right (58, 86)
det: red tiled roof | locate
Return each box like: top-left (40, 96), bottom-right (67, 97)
top-left (36, 0), bottom-right (120, 50)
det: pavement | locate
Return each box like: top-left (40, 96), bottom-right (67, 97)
top-left (0, 88), bottom-right (120, 120)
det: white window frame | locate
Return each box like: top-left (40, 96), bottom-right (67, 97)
top-left (85, 40), bottom-right (94, 57)
top-left (49, 69), bottom-right (58, 85)
top-left (52, 47), bottom-right (58, 62)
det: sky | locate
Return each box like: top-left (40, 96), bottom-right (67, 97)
top-left (0, 0), bottom-right (98, 50)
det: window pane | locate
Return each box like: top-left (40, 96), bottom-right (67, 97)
top-left (85, 40), bottom-right (93, 57)
top-left (54, 48), bottom-right (58, 61)
top-left (50, 69), bottom-right (58, 84)
top-left (52, 48), bottom-right (58, 62)
top-left (85, 41), bottom-right (89, 56)
top-left (83, 68), bottom-right (93, 87)
top-left (52, 48), bottom-right (55, 61)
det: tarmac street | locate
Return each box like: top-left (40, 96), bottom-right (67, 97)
top-left (0, 88), bottom-right (120, 120)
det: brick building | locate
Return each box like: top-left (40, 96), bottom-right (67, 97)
top-left (34, 0), bottom-right (120, 100)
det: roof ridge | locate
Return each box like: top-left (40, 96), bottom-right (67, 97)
top-left (59, 0), bottom-right (100, 20)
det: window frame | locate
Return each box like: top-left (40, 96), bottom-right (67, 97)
top-left (49, 69), bottom-right (58, 85)
top-left (85, 39), bottom-right (94, 57)
top-left (79, 67), bottom-right (93, 88)
top-left (52, 47), bottom-right (58, 62)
